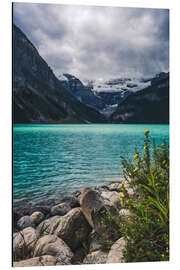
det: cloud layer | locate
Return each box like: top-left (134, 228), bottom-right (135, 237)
top-left (13, 3), bottom-right (169, 80)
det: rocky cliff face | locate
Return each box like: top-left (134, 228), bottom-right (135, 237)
top-left (58, 75), bottom-right (133, 118)
top-left (58, 73), bottom-right (105, 111)
top-left (110, 77), bottom-right (169, 124)
top-left (13, 24), bottom-right (106, 124)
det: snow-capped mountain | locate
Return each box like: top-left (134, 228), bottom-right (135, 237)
top-left (84, 77), bottom-right (151, 93)
top-left (58, 72), bottom-right (169, 120)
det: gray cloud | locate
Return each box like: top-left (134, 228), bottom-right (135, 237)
top-left (13, 3), bottom-right (169, 80)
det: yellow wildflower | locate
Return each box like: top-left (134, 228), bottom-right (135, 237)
top-left (135, 158), bottom-right (140, 163)
top-left (161, 254), bottom-right (165, 258)
top-left (134, 153), bottom-right (139, 159)
top-left (119, 193), bottom-right (125, 198)
top-left (121, 167), bottom-right (125, 172)
top-left (144, 145), bottom-right (149, 150)
top-left (162, 160), bottom-right (166, 165)
top-left (100, 210), bottom-right (105, 214)
top-left (144, 129), bottom-right (150, 135)
top-left (133, 168), bottom-right (138, 173)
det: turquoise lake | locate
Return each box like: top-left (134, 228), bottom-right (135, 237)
top-left (13, 124), bottom-right (169, 209)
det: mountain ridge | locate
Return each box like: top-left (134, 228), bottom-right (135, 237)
top-left (110, 76), bottom-right (169, 124)
top-left (13, 24), bottom-right (106, 124)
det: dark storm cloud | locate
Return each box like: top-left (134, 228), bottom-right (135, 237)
top-left (13, 3), bottom-right (169, 80)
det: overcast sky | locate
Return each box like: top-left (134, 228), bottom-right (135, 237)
top-left (13, 3), bottom-right (169, 81)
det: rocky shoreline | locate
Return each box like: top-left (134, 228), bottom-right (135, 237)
top-left (13, 180), bottom-right (134, 267)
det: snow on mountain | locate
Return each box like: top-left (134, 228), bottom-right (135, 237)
top-left (87, 77), bottom-right (151, 93)
top-left (58, 74), bottom-right (69, 81)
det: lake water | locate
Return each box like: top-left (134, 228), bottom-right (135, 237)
top-left (13, 124), bottom-right (169, 209)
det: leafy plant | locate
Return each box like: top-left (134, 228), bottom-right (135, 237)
top-left (119, 130), bottom-right (169, 262)
top-left (98, 210), bottom-right (121, 251)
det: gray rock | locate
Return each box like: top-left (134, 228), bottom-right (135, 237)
top-left (13, 227), bottom-right (39, 259)
top-left (100, 191), bottom-right (121, 208)
top-left (31, 211), bottom-right (45, 226)
top-left (57, 195), bottom-right (80, 208)
top-left (55, 207), bottom-right (92, 251)
top-left (94, 185), bottom-right (109, 193)
top-left (80, 188), bottom-right (105, 229)
top-left (17, 215), bottom-right (35, 230)
top-left (37, 215), bottom-right (61, 235)
top-left (34, 234), bottom-right (73, 265)
top-left (83, 250), bottom-right (108, 264)
top-left (17, 203), bottom-right (50, 218)
top-left (109, 182), bottom-right (123, 192)
top-left (13, 255), bottom-right (57, 267)
top-left (50, 202), bottom-right (71, 216)
top-left (80, 188), bottom-right (119, 238)
top-left (106, 237), bottom-right (126, 263)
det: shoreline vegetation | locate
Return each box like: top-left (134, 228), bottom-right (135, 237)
top-left (13, 131), bottom-right (169, 266)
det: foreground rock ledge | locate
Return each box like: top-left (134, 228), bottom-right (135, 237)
top-left (13, 227), bottom-right (39, 259)
top-left (106, 237), bottom-right (126, 264)
top-left (13, 255), bottom-right (57, 267)
top-left (83, 250), bottom-right (109, 264)
top-left (34, 234), bottom-right (73, 265)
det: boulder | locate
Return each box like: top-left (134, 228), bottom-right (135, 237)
top-left (80, 188), bottom-right (119, 237)
top-left (57, 195), bottom-right (80, 208)
top-left (34, 234), bottom-right (73, 265)
top-left (17, 203), bottom-right (51, 218)
top-left (13, 227), bottom-right (39, 259)
top-left (13, 255), bottom-right (57, 267)
top-left (31, 211), bottom-right (45, 226)
top-left (83, 250), bottom-right (108, 264)
top-left (106, 237), bottom-right (126, 263)
top-left (79, 188), bottom-right (105, 229)
top-left (17, 216), bottom-right (35, 230)
top-left (100, 191), bottom-right (121, 208)
top-left (109, 182), bottom-right (123, 192)
top-left (55, 207), bottom-right (92, 251)
top-left (37, 216), bottom-right (61, 235)
top-left (50, 202), bottom-right (71, 216)
top-left (94, 185), bottom-right (109, 193)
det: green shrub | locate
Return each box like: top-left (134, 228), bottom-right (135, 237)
top-left (119, 130), bottom-right (169, 262)
top-left (99, 211), bottom-right (121, 251)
